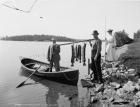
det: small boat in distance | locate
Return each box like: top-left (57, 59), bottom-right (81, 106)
top-left (20, 57), bottom-right (79, 86)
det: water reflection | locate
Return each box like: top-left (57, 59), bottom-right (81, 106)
top-left (20, 67), bottom-right (79, 107)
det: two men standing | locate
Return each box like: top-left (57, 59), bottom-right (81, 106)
top-left (47, 31), bottom-right (103, 83)
top-left (46, 30), bottom-right (109, 84)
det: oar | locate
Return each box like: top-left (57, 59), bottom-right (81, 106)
top-left (16, 65), bottom-right (41, 88)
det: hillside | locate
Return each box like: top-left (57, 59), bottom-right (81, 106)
top-left (0, 34), bottom-right (78, 42)
top-left (116, 38), bottom-right (140, 72)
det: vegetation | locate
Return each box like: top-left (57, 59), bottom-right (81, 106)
top-left (134, 30), bottom-right (140, 39)
top-left (118, 38), bottom-right (140, 72)
top-left (114, 30), bottom-right (133, 47)
top-left (0, 34), bottom-right (78, 42)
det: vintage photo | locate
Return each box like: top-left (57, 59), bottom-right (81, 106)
top-left (0, 0), bottom-right (140, 107)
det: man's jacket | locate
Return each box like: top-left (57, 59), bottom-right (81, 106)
top-left (47, 44), bottom-right (60, 61)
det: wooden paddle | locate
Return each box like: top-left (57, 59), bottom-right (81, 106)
top-left (16, 65), bottom-right (41, 88)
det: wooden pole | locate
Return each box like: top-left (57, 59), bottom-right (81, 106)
top-left (104, 16), bottom-right (107, 62)
top-left (59, 39), bottom-right (94, 46)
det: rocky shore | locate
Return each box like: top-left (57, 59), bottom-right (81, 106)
top-left (83, 38), bottom-right (140, 107)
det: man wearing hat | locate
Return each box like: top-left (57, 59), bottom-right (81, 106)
top-left (89, 30), bottom-right (103, 83)
top-left (47, 38), bottom-right (60, 72)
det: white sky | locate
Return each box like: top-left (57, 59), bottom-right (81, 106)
top-left (0, 0), bottom-right (140, 39)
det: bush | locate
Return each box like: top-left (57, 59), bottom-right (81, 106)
top-left (114, 30), bottom-right (133, 47)
top-left (134, 30), bottom-right (140, 39)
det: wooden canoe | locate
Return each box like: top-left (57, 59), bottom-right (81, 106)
top-left (20, 57), bottom-right (79, 85)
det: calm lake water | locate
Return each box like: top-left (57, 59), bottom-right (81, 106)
top-left (0, 41), bottom-right (105, 107)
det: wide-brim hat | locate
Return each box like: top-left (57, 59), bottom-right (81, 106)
top-left (92, 30), bottom-right (99, 35)
top-left (107, 29), bottom-right (113, 33)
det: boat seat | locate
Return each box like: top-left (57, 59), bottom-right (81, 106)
top-left (25, 63), bottom-right (35, 68)
top-left (32, 63), bottom-right (40, 68)
top-left (38, 66), bottom-right (50, 73)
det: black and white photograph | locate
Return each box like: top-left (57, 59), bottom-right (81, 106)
top-left (0, 0), bottom-right (140, 107)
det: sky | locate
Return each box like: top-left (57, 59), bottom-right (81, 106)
top-left (0, 0), bottom-right (140, 39)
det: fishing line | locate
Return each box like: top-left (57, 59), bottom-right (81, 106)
top-left (104, 16), bottom-right (107, 62)
top-left (1, 0), bottom-right (38, 13)
top-left (2, 3), bottom-right (29, 12)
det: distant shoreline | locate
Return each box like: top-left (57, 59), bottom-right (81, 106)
top-left (0, 34), bottom-right (79, 42)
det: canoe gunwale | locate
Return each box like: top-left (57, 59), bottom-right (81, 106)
top-left (20, 57), bottom-right (78, 74)
top-left (20, 56), bottom-right (79, 85)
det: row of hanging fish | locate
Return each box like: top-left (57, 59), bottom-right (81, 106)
top-left (71, 43), bottom-right (86, 66)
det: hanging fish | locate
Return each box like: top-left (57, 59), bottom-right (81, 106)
top-left (71, 44), bottom-right (75, 66)
top-left (75, 45), bottom-right (78, 61)
top-left (77, 45), bottom-right (81, 63)
top-left (82, 43), bottom-right (86, 66)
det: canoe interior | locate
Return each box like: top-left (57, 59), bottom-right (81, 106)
top-left (21, 57), bottom-right (69, 72)
top-left (20, 57), bottom-right (79, 85)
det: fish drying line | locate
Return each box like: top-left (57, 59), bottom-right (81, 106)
top-left (1, 0), bottom-right (38, 13)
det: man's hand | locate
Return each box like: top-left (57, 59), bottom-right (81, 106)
top-left (94, 55), bottom-right (97, 61)
top-left (89, 41), bottom-right (91, 44)
top-left (112, 45), bottom-right (116, 49)
top-left (89, 41), bottom-right (92, 47)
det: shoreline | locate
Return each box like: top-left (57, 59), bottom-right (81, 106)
top-left (85, 38), bottom-right (140, 106)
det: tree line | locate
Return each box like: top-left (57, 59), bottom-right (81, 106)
top-left (1, 29), bottom-right (140, 46)
top-left (0, 34), bottom-right (78, 42)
